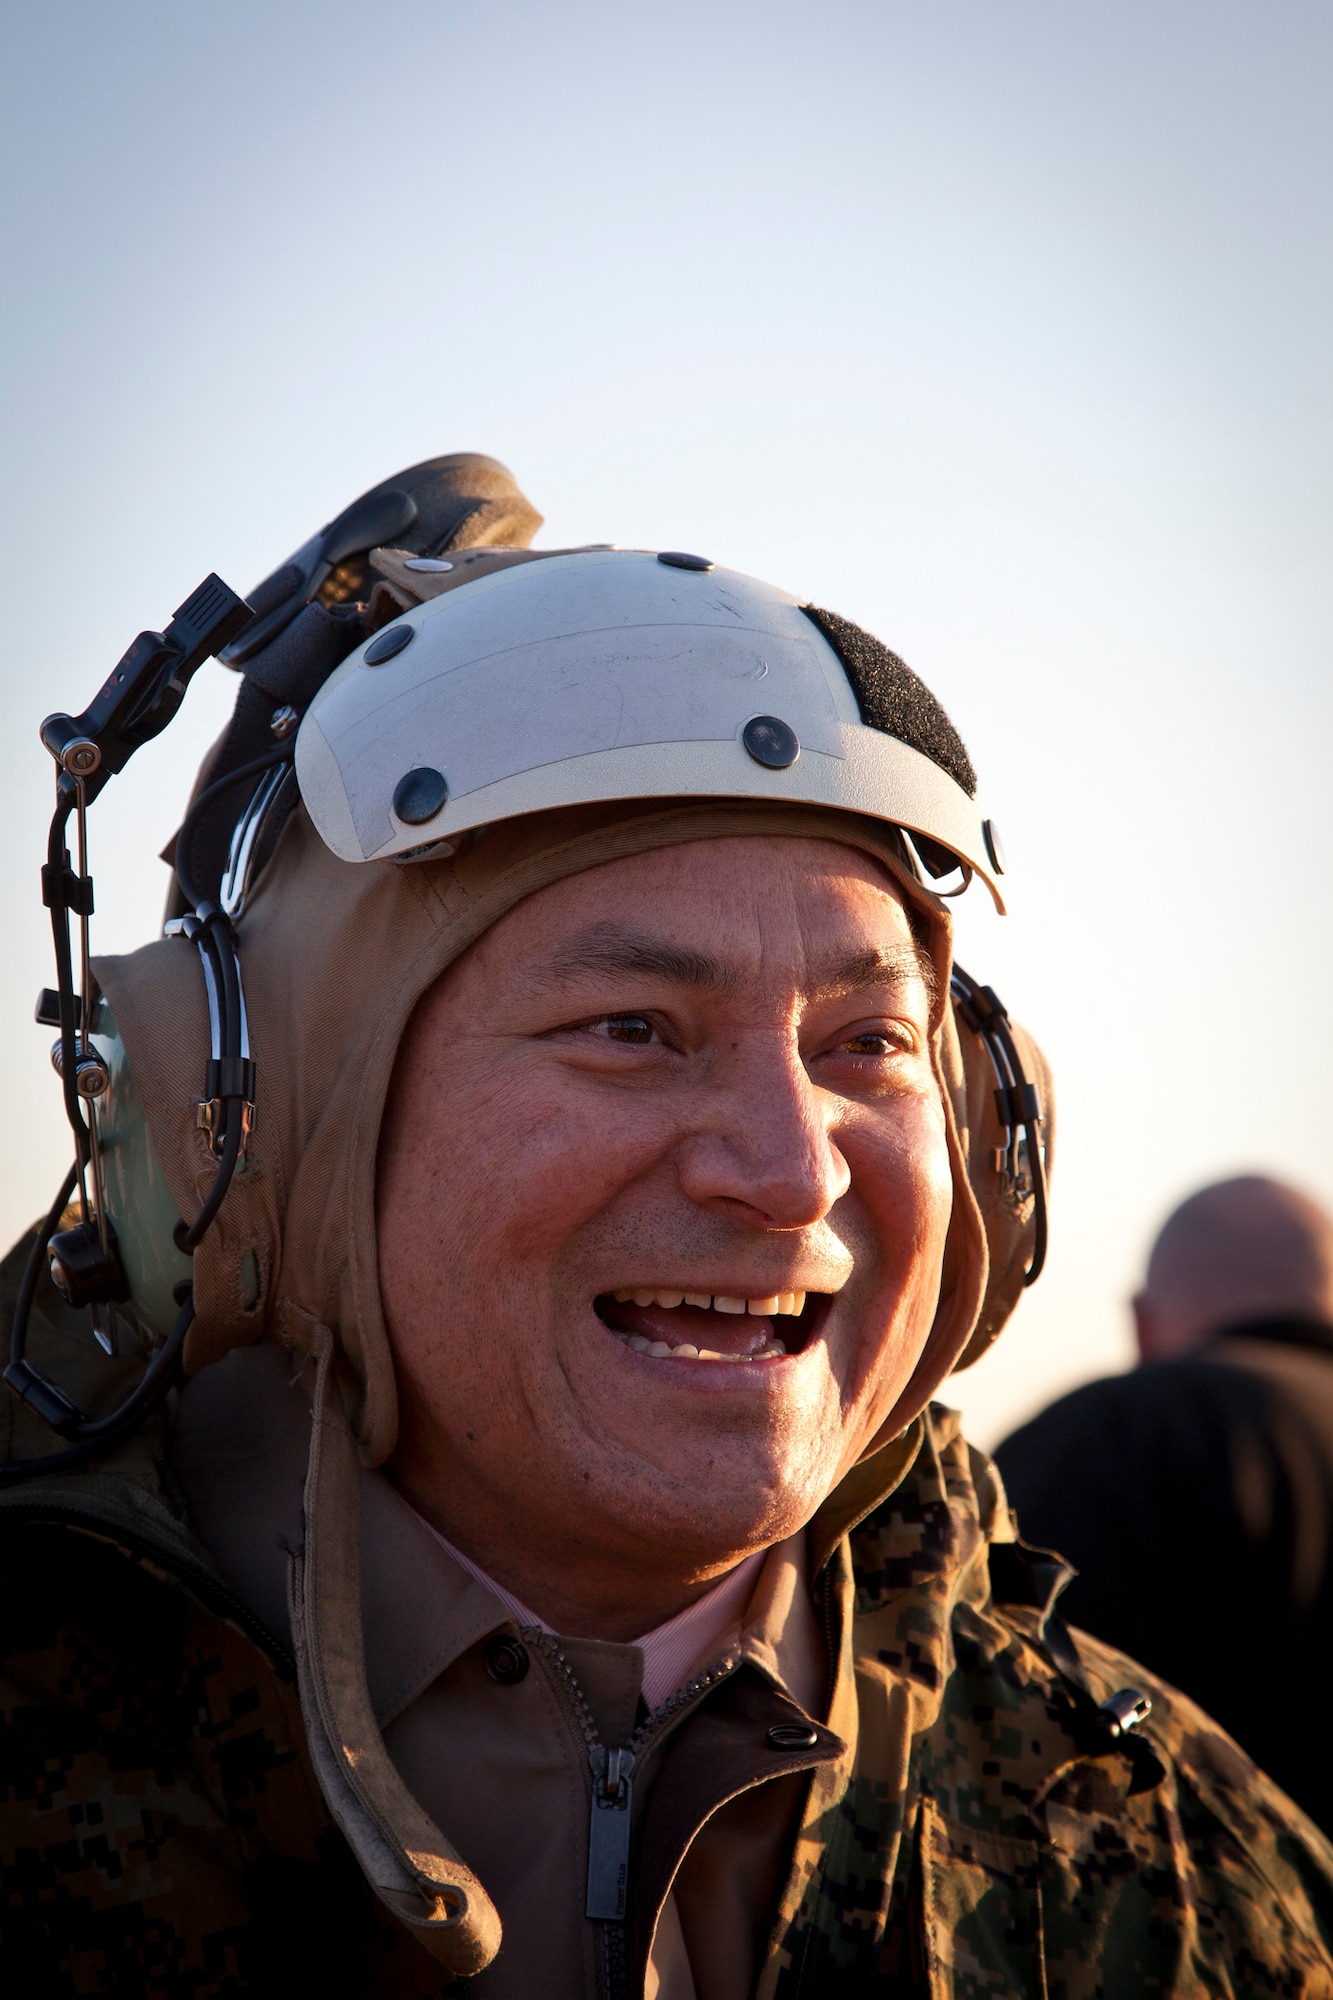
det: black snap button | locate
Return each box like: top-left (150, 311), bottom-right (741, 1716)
top-left (364, 622), bottom-right (415, 665)
top-left (983, 818), bottom-right (1005, 874)
top-left (392, 766), bottom-right (449, 825)
top-left (742, 715), bottom-right (800, 770)
top-left (766, 1722), bottom-right (819, 1751)
top-left (657, 550), bottom-right (715, 572)
top-left (484, 1635), bottom-right (530, 1685)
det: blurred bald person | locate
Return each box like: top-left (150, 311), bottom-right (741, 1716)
top-left (997, 1175), bottom-right (1333, 1831)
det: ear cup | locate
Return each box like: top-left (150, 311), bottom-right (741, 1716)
top-left (951, 1005), bottom-right (1055, 1371)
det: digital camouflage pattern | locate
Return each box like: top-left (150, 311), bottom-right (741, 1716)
top-left (765, 1413), bottom-right (1333, 1997)
top-left (2, 1227), bottom-right (1331, 1996)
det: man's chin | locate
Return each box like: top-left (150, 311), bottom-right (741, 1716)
top-left (555, 1325), bottom-right (864, 1549)
top-left (579, 1428), bottom-right (845, 1570)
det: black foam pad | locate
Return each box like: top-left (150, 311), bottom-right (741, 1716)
top-left (801, 604), bottom-right (977, 798)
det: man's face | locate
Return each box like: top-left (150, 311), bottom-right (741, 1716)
top-left (378, 836), bottom-right (954, 1630)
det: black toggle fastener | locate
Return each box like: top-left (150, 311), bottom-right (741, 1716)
top-left (1099, 1688), bottom-right (1152, 1738)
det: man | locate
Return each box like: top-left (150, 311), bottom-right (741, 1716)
top-left (1, 454), bottom-right (1330, 1997)
top-left (998, 1175), bottom-right (1333, 1833)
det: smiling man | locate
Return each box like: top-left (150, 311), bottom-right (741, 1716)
top-left (1, 454), bottom-right (1331, 1999)
top-left (379, 840), bottom-right (952, 1648)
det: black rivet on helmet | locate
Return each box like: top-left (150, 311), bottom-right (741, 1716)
top-left (657, 551), bottom-right (715, 572)
top-left (484, 1635), bottom-right (530, 1685)
top-left (766, 1722), bottom-right (819, 1750)
top-left (392, 766), bottom-right (448, 825)
top-left (983, 819), bottom-right (1005, 874)
top-left (364, 623), bottom-right (415, 666)
top-left (742, 715), bottom-right (800, 770)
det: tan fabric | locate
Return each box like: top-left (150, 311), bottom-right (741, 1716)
top-left (174, 1343), bottom-right (830, 1999)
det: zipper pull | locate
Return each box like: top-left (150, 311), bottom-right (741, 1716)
top-left (586, 1744), bottom-right (636, 1920)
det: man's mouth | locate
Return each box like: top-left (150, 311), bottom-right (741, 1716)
top-left (593, 1288), bottom-right (824, 1362)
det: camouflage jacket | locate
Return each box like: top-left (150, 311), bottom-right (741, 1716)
top-left (2, 1241), bottom-right (1332, 1995)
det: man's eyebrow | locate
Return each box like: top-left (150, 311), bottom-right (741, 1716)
top-left (527, 929), bottom-right (933, 999)
top-left (531, 928), bottom-right (739, 992)
top-left (808, 944), bottom-right (937, 1000)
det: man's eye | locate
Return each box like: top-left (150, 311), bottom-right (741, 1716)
top-left (597, 1015), bottom-right (656, 1045)
top-left (842, 1032), bottom-right (898, 1056)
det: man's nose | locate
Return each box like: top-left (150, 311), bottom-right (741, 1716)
top-left (673, 1040), bottom-right (851, 1229)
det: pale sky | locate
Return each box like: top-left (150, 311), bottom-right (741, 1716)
top-left (1, 0), bottom-right (1328, 1448)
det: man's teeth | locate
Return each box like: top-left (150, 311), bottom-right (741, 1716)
top-left (613, 1288), bottom-right (806, 1316)
top-left (614, 1332), bottom-right (790, 1361)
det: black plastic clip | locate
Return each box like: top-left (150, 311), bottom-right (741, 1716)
top-left (205, 1056), bottom-right (257, 1102)
top-left (994, 1082), bottom-right (1043, 1128)
top-left (196, 1055), bottom-right (257, 1158)
top-left (35, 989), bottom-right (82, 1029)
top-left (41, 864), bottom-right (94, 916)
top-left (40, 575), bottom-right (252, 805)
top-left (3, 1358), bottom-right (89, 1439)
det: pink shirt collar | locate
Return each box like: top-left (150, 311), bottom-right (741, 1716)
top-left (416, 1515), bottom-right (766, 1713)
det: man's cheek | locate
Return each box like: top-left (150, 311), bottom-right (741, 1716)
top-left (849, 1103), bottom-right (951, 1241)
top-left (449, 1081), bottom-right (668, 1245)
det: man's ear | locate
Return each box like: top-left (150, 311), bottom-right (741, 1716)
top-left (1132, 1291), bottom-right (1158, 1363)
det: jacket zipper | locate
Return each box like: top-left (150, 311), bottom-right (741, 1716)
top-left (534, 1631), bottom-right (741, 2000)
top-left (819, 1560), bottom-right (839, 1691)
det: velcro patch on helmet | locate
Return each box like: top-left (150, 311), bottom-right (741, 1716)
top-left (801, 605), bottom-right (977, 798)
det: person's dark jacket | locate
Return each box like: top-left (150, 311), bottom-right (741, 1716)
top-left (996, 1318), bottom-right (1333, 1832)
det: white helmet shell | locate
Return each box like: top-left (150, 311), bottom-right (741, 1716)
top-left (295, 548), bottom-right (1005, 909)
